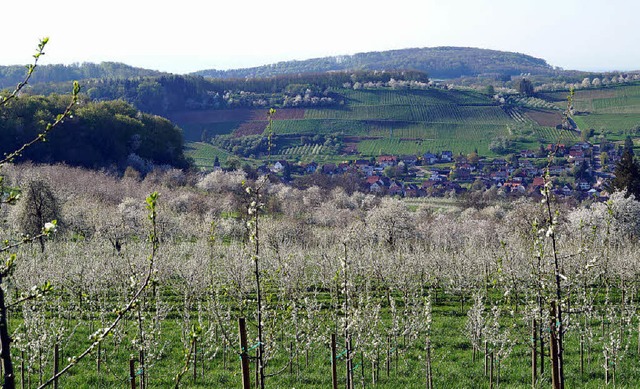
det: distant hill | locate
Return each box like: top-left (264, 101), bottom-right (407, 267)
top-left (193, 47), bottom-right (559, 80)
top-left (0, 62), bottom-right (166, 89)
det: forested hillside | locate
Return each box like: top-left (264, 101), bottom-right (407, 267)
top-left (19, 70), bottom-right (429, 117)
top-left (0, 62), bottom-right (165, 89)
top-left (194, 47), bottom-right (559, 80)
top-left (0, 95), bottom-right (189, 172)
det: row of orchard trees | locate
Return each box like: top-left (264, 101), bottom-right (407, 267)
top-left (2, 160), bottom-right (640, 387)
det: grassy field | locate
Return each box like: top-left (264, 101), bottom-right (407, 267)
top-left (19, 290), bottom-right (640, 389)
top-left (546, 83), bottom-right (640, 133)
top-left (184, 142), bottom-right (236, 169)
top-left (357, 123), bottom-right (509, 156)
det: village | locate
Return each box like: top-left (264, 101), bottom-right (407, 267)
top-left (255, 140), bottom-right (623, 201)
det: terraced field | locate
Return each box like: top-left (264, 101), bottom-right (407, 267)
top-left (276, 88), bottom-right (519, 156)
top-left (172, 86), bottom-right (600, 167)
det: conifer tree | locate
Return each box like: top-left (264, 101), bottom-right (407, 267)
top-left (611, 148), bottom-right (640, 199)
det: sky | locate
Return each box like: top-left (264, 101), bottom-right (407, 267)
top-left (2, 0), bottom-right (638, 74)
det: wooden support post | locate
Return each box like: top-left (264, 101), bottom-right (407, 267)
top-left (386, 335), bottom-right (391, 378)
top-left (426, 339), bottom-right (433, 389)
top-left (21, 350), bottom-right (25, 389)
top-left (129, 358), bottom-right (136, 389)
top-left (54, 344), bottom-right (59, 389)
top-left (331, 334), bottom-right (338, 389)
top-left (550, 303), bottom-right (562, 389)
top-left (532, 319), bottom-right (537, 388)
top-left (238, 318), bottom-right (251, 389)
top-left (139, 349), bottom-right (145, 389)
top-left (193, 338), bottom-right (197, 384)
top-left (489, 351), bottom-right (494, 389)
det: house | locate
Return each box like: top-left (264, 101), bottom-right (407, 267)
top-left (403, 184), bottom-right (419, 197)
top-left (388, 181), bottom-right (404, 196)
top-left (548, 166), bottom-right (566, 175)
top-left (575, 142), bottom-right (592, 149)
top-left (428, 171), bottom-right (447, 181)
top-left (440, 151), bottom-right (453, 162)
top-left (531, 176), bottom-right (546, 190)
top-left (503, 180), bottom-right (526, 193)
top-left (577, 181), bottom-right (591, 191)
top-left (568, 148), bottom-right (585, 159)
top-left (423, 153), bottom-right (437, 165)
top-left (271, 160), bottom-right (288, 172)
top-left (490, 170), bottom-right (508, 182)
top-left (401, 155), bottom-right (418, 166)
top-left (366, 175), bottom-right (382, 185)
top-left (360, 164), bottom-right (375, 176)
top-left (452, 167), bottom-right (472, 180)
top-left (369, 182), bottom-right (383, 193)
top-left (492, 159), bottom-right (507, 168)
top-left (587, 188), bottom-right (598, 197)
top-left (377, 155), bottom-right (398, 167)
top-left (354, 159), bottom-right (372, 170)
top-left (547, 144), bottom-right (566, 155)
top-left (304, 162), bottom-right (318, 174)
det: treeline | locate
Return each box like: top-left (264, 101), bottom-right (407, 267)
top-left (21, 70), bottom-right (429, 116)
top-left (0, 95), bottom-right (189, 172)
top-left (0, 62), bottom-right (165, 89)
top-left (195, 47), bottom-right (557, 80)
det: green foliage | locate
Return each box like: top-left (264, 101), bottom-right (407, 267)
top-left (517, 78), bottom-right (534, 96)
top-left (611, 148), bottom-right (640, 198)
top-left (0, 96), bottom-right (189, 171)
top-left (184, 142), bottom-right (234, 169)
top-left (194, 47), bottom-right (553, 80)
top-left (488, 136), bottom-right (515, 155)
top-left (0, 62), bottom-right (164, 89)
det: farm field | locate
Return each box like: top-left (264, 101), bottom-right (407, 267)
top-left (169, 87), bottom-right (573, 166)
top-left (184, 142), bottom-right (235, 168)
top-left (357, 123), bottom-right (508, 156)
top-left (169, 84), bottom-right (640, 169)
top-left (574, 113), bottom-right (640, 134)
top-left (545, 83), bottom-right (640, 132)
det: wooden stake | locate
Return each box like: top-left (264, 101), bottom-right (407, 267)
top-left (489, 351), bottom-right (494, 389)
top-left (331, 334), bottom-right (338, 389)
top-left (426, 339), bottom-right (433, 389)
top-left (193, 338), bottom-right (197, 384)
top-left (386, 335), bottom-right (390, 378)
top-left (54, 344), bottom-right (59, 389)
top-left (238, 318), bottom-right (251, 389)
top-left (20, 351), bottom-right (24, 389)
top-left (532, 319), bottom-right (537, 388)
top-left (129, 358), bottom-right (136, 389)
top-left (550, 303), bottom-right (562, 389)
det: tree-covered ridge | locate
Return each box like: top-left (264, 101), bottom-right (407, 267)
top-left (0, 62), bottom-right (166, 89)
top-left (17, 70), bottom-right (429, 117)
top-left (0, 95), bottom-right (189, 171)
top-left (194, 47), bottom-right (557, 80)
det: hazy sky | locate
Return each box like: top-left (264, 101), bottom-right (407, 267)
top-left (2, 0), bottom-right (638, 74)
